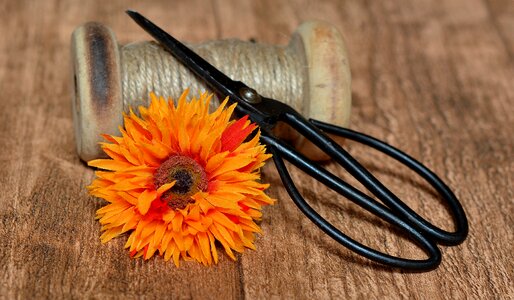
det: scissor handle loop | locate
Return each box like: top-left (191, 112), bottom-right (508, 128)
top-left (263, 135), bottom-right (441, 270)
top-left (259, 111), bottom-right (469, 270)
top-left (307, 119), bottom-right (468, 245)
top-left (273, 109), bottom-right (468, 245)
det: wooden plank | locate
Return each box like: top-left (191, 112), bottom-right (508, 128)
top-left (485, 0), bottom-right (514, 59)
top-left (0, 0), bottom-right (512, 298)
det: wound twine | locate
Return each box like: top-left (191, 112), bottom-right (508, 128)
top-left (119, 39), bottom-right (308, 113)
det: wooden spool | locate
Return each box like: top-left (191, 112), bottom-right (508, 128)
top-left (71, 21), bottom-right (351, 162)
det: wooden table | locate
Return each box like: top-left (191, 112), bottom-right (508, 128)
top-left (1, 0), bottom-right (512, 298)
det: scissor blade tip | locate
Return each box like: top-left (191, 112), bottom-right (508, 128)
top-left (126, 10), bottom-right (142, 18)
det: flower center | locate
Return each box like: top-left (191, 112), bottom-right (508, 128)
top-left (154, 155), bottom-right (207, 210)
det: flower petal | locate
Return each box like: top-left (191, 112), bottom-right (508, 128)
top-left (157, 181), bottom-right (175, 196)
top-left (136, 190), bottom-right (157, 215)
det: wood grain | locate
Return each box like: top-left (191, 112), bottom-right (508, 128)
top-left (0, 0), bottom-right (512, 298)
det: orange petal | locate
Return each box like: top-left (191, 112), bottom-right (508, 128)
top-left (209, 156), bottom-right (255, 178)
top-left (157, 181), bottom-right (175, 196)
top-left (136, 190), bottom-right (157, 215)
top-left (205, 151), bottom-right (229, 173)
top-left (88, 159), bottom-right (133, 171)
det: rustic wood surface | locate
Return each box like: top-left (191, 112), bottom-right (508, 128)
top-left (0, 0), bottom-right (512, 299)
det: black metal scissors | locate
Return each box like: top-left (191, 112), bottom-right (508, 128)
top-left (127, 11), bottom-right (468, 271)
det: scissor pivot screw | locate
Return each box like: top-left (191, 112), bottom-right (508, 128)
top-left (239, 87), bottom-right (261, 104)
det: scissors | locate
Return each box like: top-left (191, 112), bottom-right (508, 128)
top-left (126, 11), bottom-right (468, 271)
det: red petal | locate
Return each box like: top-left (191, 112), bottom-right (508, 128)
top-left (238, 202), bottom-right (250, 212)
top-left (227, 214), bottom-right (240, 224)
top-left (220, 115), bottom-right (257, 152)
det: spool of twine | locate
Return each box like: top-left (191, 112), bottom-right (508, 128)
top-left (121, 39), bottom-right (306, 114)
top-left (71, 22), bottom-right (351, 161)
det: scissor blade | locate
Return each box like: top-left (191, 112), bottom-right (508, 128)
top-left (126, 10), bottom-right (244, 102)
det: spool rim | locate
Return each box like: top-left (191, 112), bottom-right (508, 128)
top-left (295, 20), bottom-right (351, 128)
top-left (71, 22), bottom-right (123, 161)
top-left (291, 21), bottom-right (352, 160)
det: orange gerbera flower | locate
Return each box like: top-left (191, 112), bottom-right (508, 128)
top-left (87, 90), bottom-right (274, 266)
